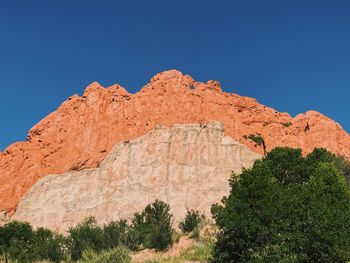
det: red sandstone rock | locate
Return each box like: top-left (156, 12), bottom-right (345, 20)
top-left (0, 69), bottom-right (349, 212)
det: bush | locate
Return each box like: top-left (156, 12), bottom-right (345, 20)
top-left (103, 219), bottom-right (129, 250)
top-left (281, 122), bottom-right (292, 127)
top-left (0, 221), bottom-right (66, 262)
top-left (0, 202), bottom-right (176, 261)
top-left (33, 227), bottom-right (66, 262)
top-left (45, 233), bottom-right (67, 262)
top-left (0, 221), bottom-right (35, 262)
top-left (211, 147), bottom-right (350, 262)
top-left (179, 210), bottom-right (204, 234)
top-left (245, 134), bottom-right (264, 146)
top-left (131, 199), bottom-right (173, 251)
top-left (68, 217), bottom-right (105, 261)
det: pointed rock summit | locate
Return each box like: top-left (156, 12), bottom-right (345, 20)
top-left (0, 70), bottom-right (349, 215)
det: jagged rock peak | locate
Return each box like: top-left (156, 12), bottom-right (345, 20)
top-left (83, 81), bottom-right (104, 96)
top-left (82, 81), bottom-right (130, 97)
top-left (150, 69), bottom-right (184, 83)
top-left (80, 70), bottom-right (223, 98)
top-left (141, 69), bottom-right (222, 93)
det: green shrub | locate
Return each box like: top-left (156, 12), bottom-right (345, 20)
top-left (211, 147), bottom-right (350, 262)
top-left (46, 233), bottom-right (67, 262)
top-left (246, 134), bottom-right (264, 146)
top-left (68, 217), bottom-right (105, 261)
top-left (0, 221), bottom-right (35, 262)
top-left (123, 225), bottom-right (141, 251)
top-left (0, 221), bottom-right (66, 262)
top-left (131, 200), bottom-right (173, 251)
top-left (33, 227), bottom-right (66, 262)
top-left (179, 210), bottom-right (204, 234)
top-left (0, 201), bottom-right (176, 261)
top-left (281, 122), bottom-right (292, 127)
top-left (103, 219), bottom-right (129, 250)
top-left (33, 227), bottom-right (53, 258)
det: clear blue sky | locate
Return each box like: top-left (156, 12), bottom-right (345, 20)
top-left (1, 0), bottom-right (349, 150)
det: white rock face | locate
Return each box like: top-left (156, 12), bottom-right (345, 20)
top-left (12, 122), bottom-right (261, 232)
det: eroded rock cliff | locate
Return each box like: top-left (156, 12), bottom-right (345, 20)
top-left (1, 69), bottom-right (349, 213)
top-left (12, 122), bottom-right (261, 231)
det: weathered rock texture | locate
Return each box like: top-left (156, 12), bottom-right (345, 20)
top-left (12, 122), bottom-right (261, 231)
top-left (1, 69), bottom-right (350, 213)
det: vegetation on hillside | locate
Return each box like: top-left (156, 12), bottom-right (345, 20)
top-left (211, 147), bottom-right (350, 262)
top-left (0, 221), bottom-right (66, 262)
top-left (0, 200), bottom-right (173, 262)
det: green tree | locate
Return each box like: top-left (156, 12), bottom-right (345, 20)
top-left (179, 210), bottom-right (204, 234)
top-left (33, 227), bottom-right (66, 262)
top-left (0, 221), bottom-right (67, 262)
top-left (306, 148), bottom-right (350, 186)
top-left (0, 221), bottom-right (35, 262)
top-left (131, 199), bottom-right (173, 251)
top-left (68, 217), bottom-right (105, 261)
top-left (211, 148), bottom-right (350, 262)
top-left (103, 219), bottom-right (129, 249)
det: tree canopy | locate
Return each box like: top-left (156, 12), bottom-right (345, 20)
top-left (211, 147), bottom-right (350, 263)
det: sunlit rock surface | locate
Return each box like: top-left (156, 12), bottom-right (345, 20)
top-left (12, 122), bottom-right (261, 231)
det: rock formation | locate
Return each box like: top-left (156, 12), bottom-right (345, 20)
top-left (12, 122), bottom-right (261, 231)
top-left (1, 70), bottom-right (350, 215)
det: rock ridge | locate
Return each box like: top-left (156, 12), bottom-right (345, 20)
top-left (1, 69), bottom-right (349, 212)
